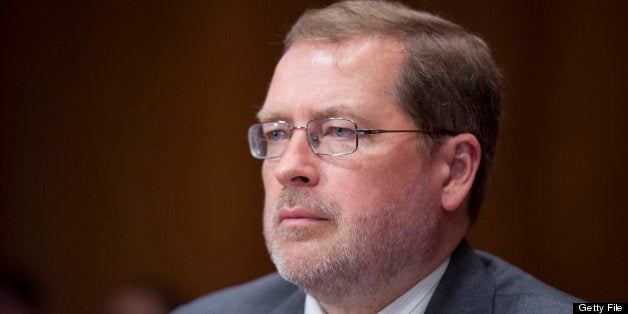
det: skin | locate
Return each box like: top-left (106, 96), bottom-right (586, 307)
top-left (259, 35), bottom-right (479, 313)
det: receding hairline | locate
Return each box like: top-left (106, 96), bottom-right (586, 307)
top-left (258, 35), bottom-right (407, 124)
top-left (284, 1), bottom-right (463, 49)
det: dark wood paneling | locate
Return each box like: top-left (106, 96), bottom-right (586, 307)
top-left (1, 1), bottom-right (625, 313)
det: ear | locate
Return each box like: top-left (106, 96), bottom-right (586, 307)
top-left (440, 134), bottom-right (481, 212)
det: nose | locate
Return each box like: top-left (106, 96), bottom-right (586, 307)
top-left (272, 128), bottom-right (319, 187)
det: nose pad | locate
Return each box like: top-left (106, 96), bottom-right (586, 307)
top-left (307, 132), bottom-right (320, 151)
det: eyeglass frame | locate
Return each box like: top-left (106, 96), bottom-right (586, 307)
top-left (247, 117), bottom-right (457, 159)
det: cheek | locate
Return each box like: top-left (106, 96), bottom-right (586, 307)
top-left (261, 163), bottom-right (282, 216)
top-left (337, 159), bottom-right (430, 214)
top-left (325, 169), bottom-right (393, 213)
top-left (355, 160), bottom-right (421, 192)
top-left (262, 164), bottom-right (277, 204)
top-left (261, 162), bottom-right (277, 192)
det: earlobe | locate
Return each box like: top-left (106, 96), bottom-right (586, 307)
top-left (441, 134), bottom-right (481, 212)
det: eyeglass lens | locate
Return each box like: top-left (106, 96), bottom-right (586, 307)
top-left (248, 118), bottom-right (359, 159)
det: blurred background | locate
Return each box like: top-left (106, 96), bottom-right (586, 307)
top-left (1, 0), bottom-right (626, 313)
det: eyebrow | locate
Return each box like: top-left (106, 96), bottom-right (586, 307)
top-left (256, 110), bottom-right (284, 122)
top-left (256, 104), bottom-right (378, 127)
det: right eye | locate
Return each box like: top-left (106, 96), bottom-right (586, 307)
top-left (268, 129), bottom-right (285, 141)
top-left (264, 128), bottom-right (288, 141)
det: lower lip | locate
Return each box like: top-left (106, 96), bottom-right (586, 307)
top-left (279, 217), bottom-right (328, 227)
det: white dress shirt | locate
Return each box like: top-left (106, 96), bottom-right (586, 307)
top-left (304, 257), bottom-right (450, 314)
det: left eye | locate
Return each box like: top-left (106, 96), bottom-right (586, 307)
top-left (321, 126), bottom-right (355, 139)
top-left (332, 127), bottom-right (353, 137)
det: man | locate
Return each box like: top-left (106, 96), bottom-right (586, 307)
top-left (174, 1), bottom-right (580, 313)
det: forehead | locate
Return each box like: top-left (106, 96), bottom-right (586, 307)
top-left (258, 36), bottom-right (410, 126)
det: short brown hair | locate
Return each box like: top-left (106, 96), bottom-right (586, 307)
top-left (285, 0), bottom-right (501, 222)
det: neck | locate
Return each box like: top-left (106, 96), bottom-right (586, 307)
top-left (310, 224), bottom-right (466, 313)
top-left (317, 279), bottom-right (412, 313)
top-left (309, 251), bottom-right (450, 314)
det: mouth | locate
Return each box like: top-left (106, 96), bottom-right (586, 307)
top-left (278, 207), bottom-right (329, 227)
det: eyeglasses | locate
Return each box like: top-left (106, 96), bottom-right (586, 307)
top-left (248, 117), bottom-right (456, 159)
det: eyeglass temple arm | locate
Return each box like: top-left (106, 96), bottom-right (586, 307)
top-left (356, 129), bottom-right (458, 136)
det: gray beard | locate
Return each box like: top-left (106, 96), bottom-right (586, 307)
top-left (263, 187), bottom-right (438, 301)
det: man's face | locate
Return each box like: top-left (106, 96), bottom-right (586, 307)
top-left (259, 36), bottom-right (443, 296)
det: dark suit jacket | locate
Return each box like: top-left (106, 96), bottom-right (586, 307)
top-left (173, 240), bottom-right (581, 313)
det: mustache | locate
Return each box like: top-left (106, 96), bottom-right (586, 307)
top-left (272, 188), bottom-right (340, 220)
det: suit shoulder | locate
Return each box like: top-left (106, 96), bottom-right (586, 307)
top-left (476, 250), bottom-right (582, 313)
top-left (172, 273), bottom-right (300, 314)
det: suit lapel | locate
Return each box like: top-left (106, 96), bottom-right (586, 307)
top-left (270, 288), bottom-right (306, 314)
top-left (425, 240), bottom-right (495, 314)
